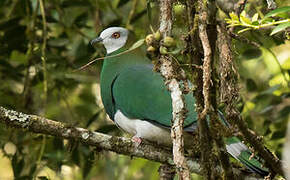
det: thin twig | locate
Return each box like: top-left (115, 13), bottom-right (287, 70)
top-left (74, 40), bottom-right (145, 72)
top-left (234, 0), bottom-right (248, 16)
top-left (22, 1), bottom-right (39, 111)
top-left (229, 31), bottom-right (260, 48)
top-left (185, 0), bottom-right (215, 178)
top-left (39, 0), bottom-right (48, 107)
top-left (126, 0), bottom-right (138, 29)
top-left (37, 0), bottom-right (48, 177)
top-left (264, 47), bottom-right (289, 88)
top-left (217, 24), bottom-right (242, 179)
top-left (197, 0), bottom-right (221, 178)
top-left (230, 30), bottom-right (289, 87)
top-left (219, 24), bottom-right (284, 177)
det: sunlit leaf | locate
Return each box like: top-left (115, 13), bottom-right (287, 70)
top-left (117, 0), bottom-right (130, 8)
top-left (229, 12), bottom-right (239, 21)
top-left (9, 50), bottom-right (27, 64)
top-left (237, 27), bottom-right (252, 33)
top-left (282, 58), bottom-right (290, 69)
top-left (128, 39), bottom-right (145, 50)
top-left (264, 6), bottom-right (290, 18)
top-left (240, 15), bottom-right (252, 25)
top-left (252, 13), bottom-right (259, 22)
top-left (270, 22), bottom-right (290, 35)
top-left (269, 74), bottom-right (288, 88)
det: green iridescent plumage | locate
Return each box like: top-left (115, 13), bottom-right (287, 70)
top-left (101, 48), bottom-right (197, 128)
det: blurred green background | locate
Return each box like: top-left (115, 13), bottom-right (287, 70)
top-left (0, 0), bottom-right (289, 179)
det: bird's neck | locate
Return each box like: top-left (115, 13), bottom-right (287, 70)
top-left (101, 47), bottom-right (150, 79)
top-left (102, 48), bottom-right (131, 75)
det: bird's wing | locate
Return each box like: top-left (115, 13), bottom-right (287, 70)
top-left (112, 64), bottom-right (197, 128)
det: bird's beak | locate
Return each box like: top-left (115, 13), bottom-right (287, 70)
top-left (90, 37), bottom-right (103, 46)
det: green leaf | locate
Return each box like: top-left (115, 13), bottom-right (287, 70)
top-left (237, 27), bottom-right (252, 34)
top-left (128, 39), bottom-right (145, 50)
top-left (229, 12), bottom-right (239, 21)
top-left (9, 50), bottom-right (27, 64)
top-left (270, 22), bottom-right (290, 35)
top-left (117, 0), bottom-right (130, 7)
top-left (264, 6), bottom-right (290, 19)
top-left (240, 16), bottom-right (252, 25)
top-left (147, 0), bottom-right (152, 23)
top-left (169, 48), bottom-right (181, 55)
top-left (112, 0), bottom-right (119, 8)
top-left (252, 13), bottom-right (259, 22)
top-left (240, 11), bottom-right (252, 26)
top-left (260, 85), bottom-right (281, 95)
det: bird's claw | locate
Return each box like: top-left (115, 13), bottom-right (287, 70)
top-left (131, 136), bottom-right (142, 146)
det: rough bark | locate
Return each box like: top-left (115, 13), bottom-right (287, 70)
top-left (0, 106), bottom-right (264, 179)
top-left (158, 0), bottom-right (190, 179)
top-left (217, 24), bottom-right (283, 176)
top-left (195, 0), bottom-right (218, 179)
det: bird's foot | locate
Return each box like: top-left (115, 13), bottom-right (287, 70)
top-left (131, 136), bottom-right (142, 146)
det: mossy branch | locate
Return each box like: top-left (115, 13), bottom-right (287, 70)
top-left (158, 0), bottom-right (190, 179)
top-left (217, 24), bottom-right (284, 177)
top-left (0, 106), bottom-right (264, 179)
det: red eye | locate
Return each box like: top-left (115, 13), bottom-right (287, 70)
top-left (111, 32), bottom-right (120, 39)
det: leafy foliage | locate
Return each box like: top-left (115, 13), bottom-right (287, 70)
top-left (226, 6), bottom-right (290, 36)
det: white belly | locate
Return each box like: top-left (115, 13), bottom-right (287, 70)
top-left (114, 110), bottom-right (172, 146)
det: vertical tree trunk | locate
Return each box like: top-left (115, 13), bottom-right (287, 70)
top-left (158, 0), bottom-right (190, 179)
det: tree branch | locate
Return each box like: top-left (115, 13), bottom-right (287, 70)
top-left (217, 24), bottom-right (284, 177)
top-left (158, 0), bottom-right (190, 179)
top-left (196, 0), bottom-right (218, 178)
top-left (0, 106), bottom-right (265, 179)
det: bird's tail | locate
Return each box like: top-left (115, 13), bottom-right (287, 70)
top-left (217, 111), bottom-right (269, 177)
top-left (225, 136), bottom-right (269, 177)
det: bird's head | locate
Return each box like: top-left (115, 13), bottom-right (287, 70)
top-left (91, 27), bottom-right (129, 54)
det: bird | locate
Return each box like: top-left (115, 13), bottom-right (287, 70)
top-left (90, 27), bottom-right (269, 176)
